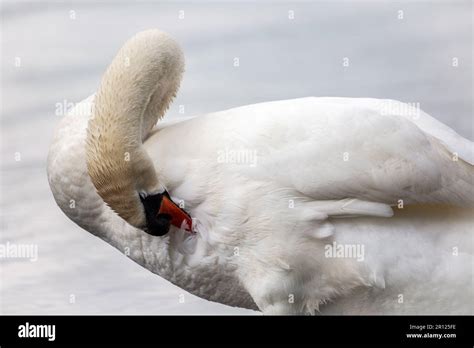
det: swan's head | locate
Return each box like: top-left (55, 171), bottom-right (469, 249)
top-left (86, 29), bottom-right (184, 233)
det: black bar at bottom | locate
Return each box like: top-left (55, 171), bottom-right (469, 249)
top-left (0, 315), bottom-right (472, 346)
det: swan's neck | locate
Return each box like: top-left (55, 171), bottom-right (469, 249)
top-left (93, 208), bottom-right (174, 280)
top-left (86, 30), bottom-right (184, 228)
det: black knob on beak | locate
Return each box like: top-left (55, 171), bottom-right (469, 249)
top-left (140, 193), bottom-right (172, 236)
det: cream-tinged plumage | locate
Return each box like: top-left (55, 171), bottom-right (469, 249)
top-left (47, 29), bottom-right (474, 314)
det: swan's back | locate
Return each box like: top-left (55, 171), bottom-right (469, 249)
top-left (146, 96), bottom-right (473, 208)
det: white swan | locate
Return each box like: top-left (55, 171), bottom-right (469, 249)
top-left (47, 29), bottom-right (473, 314)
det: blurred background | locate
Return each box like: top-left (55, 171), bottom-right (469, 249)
top-left (0, 0), bottom-right (472, 314)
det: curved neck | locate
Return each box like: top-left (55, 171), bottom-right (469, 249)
top-left (86, 30), bottom-right (184, 227)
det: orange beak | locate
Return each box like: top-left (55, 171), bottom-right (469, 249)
top-left (158, 195), bottom-right (193, 232)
